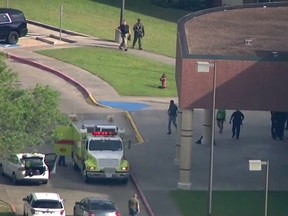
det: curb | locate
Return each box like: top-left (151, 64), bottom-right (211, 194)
top-left (0, 200), bottom-right (17, 216)
top-left (27, 20), bottom-right (89, 37)
top-left (7, 53), bottom-right (145, 144)
top-left (7, 53), bottom-right (91, 99)
top-left (123, 111), bottom-right (144, 144)
top-left (49, 34), bottom-right (77, 43)
top-left (130, 169), bottom-right (155, 216)
top-left (36, 36), bottom-right (55, 45)
top-left (6, 53), bottom-right (152, 215)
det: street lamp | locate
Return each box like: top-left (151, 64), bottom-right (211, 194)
top-left (119, 0), bottom-right (125, 25)
top-left (249, 160), bottom-right (270, 216)
top-left (197, 61), bottom-right (216, 216)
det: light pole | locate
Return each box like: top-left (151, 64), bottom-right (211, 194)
top-left (197, 61), bottom-right (216, 216)
top-left (249, 160), bottom-right (270, 216)
top-left (120, 0), bottom-right (125, 25)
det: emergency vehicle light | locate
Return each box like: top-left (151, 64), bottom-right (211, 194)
top-left (92, 131), bottom-right (117, 136)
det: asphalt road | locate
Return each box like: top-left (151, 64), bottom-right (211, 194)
top-left (2, 59), bottom-right (148, 216)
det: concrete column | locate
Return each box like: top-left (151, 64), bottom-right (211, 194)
top-left (202, 109), bottom-right (212, 145)
top-left (174, 109), bottom-right (182, 165)
top-left (177, 108), bottom-right (193, 190)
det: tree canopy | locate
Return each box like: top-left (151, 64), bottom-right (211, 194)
top-left (0, 53), bottom-right (69, 157)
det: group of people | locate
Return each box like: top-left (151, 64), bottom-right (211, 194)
top-left (118, 18), bottom-right (145, 51)
top-left (217, 109), bottom-right (245, 139)
top-left (168, 105), bottom-right (288, 141)
top-left (166, 102), bottom-right (246, 140)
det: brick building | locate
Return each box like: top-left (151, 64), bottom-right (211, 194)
top-left (175, 2), bottom-right (288, 189)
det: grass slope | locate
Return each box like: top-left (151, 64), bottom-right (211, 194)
top-left (37, 47), bottom-right (177, 97)
top-left (5, 0), bottom-right (189, 57)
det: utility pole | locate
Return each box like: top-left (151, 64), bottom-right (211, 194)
top-left (120, 0), bottom-right (125, 25)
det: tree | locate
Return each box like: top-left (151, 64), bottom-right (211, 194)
top-left (0, 53), bottom-right (69, 157)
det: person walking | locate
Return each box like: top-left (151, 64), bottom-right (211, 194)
top-left (132, 18), bottom-right (145, 50)
top-left (118, 20), bottom-right (131, 51)
top-left (271, 111), bottom-right (277, 140)
top-left (128, 194), bottom-right (140, 216)
top-left (58, 155), bottom-right (67, 167)
top-left (216, 109), bottom-right (226, 133)
top-left (274, 111), bottom-right (286, 140)
top-left (229, 110), bottom-right (244, 139)
top-left (167, 100), bottom-right (178, 134)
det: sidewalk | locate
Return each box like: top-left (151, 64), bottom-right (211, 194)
top-left (3, 23), bottom-right (288, 216)
top-left (3, 24), bottom-right (180, 216)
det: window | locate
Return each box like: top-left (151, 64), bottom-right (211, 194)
top-left (8, 155), bottom-right (18, 164)
top-left (10, 13), bottom-right (25, 22)
top-left (80, 199), bottom-right (88, 209)
top-left (89, 140), bottom-right (122, 151)
top-left (23, 157), bottom-right (44, 167)
top-left (31, 200), bottom-right (63, 209)
top-left (0, 13), bottom-right (11, 23)
top-left (26, 195), bottom-right (33, 204)
top-left (89, 200), bottom-right (116, 211)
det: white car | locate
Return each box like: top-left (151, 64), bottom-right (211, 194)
top-left (23, 192), bottom-right (66, 216)
top-left (0, 153), bottom-right (51, 185)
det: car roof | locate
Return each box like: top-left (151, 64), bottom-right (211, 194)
top-left (16, 153), bottom-right (45, 159)
top-left (0, 8), bottom-right (24, 14)
top-left (85, 197), bottom-right (117, 211)
top-left (85, 197), bottom-right (113, 202)
top-left (32, 192), bottom-right (61, 201)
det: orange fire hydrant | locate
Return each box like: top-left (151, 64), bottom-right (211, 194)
top-left (160, 73), bottom-right (167, 89)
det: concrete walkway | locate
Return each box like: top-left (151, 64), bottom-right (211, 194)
top-left (2, 23), bottom-right (288, 216)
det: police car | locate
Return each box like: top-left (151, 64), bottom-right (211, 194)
top-left (0, 153), bottom-right (50, 185)
top-left (23, 192), bottom-right (65, 216)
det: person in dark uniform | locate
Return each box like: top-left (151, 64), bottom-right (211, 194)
top-left (132, 18), bottom-right (145, 50)
top-left (229, 110), bottom-right (244, 139)
top-left (271, 111), bottom-right (277, 140)
top-left (58, 155), bottom-right (67, 167)
top-left (118, 20), bottom-right (131, 51)
top-left (285, 112), bottom-right (288, 130)
top-left (128, 194), bottom-right (140, 216)
top-left (274, 111), bottom-right (286, 140)
top-left (167, 100), bottom-right (178, 134)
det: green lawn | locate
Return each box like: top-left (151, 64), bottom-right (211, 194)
top-left (5, 0), bottom-right (189, 57)
top-left (0, 201), bottom-right (14, 216)
top-left (171, 190), bottom-right (288, 216)
top-left (36, 47), bottom-right (177, 97)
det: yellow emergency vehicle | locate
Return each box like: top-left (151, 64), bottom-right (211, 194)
top-left (55, 120), bottom-right (130, 184)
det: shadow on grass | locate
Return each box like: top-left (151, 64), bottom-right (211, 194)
top-left (88, 0), bottom-right (188, 23)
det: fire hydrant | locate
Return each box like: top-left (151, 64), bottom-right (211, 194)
top-left (160, 73), bottom-right (167, 89)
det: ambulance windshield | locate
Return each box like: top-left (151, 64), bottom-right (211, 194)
top-left (89, 140), bottom-right (122, 151)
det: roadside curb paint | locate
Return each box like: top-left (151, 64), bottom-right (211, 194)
top-left (0, 200), bottom-right (17, 216)
top-left (6, 52), bottom-right (152, 216)
top-left (130, 169), bottom-right (155, 216)
top-left (123, 111), bottom-right (144, 144)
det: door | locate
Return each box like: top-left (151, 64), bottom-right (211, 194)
top-left (44, 153), bottom-right (57, 174)
top-left (0, 13), bottom-right (11, 40)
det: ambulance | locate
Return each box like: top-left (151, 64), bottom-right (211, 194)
top-left (54, 120), bottom-right (130, 184)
